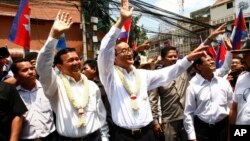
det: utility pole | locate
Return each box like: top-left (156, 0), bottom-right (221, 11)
top-left (81, 0), bottom-right (88, 61)
top-left (178, 0), bottom-right (184, 15)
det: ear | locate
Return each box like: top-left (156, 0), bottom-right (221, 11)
top-left (195, 64), bottom-right (202, 72)
top-left (56, 64), bottom-right (62, 71)
top-left (93, 67), bottom-right (97, 73)
top-left (114, 57), bottom-right (119, 65)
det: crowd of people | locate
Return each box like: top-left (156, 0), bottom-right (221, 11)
top-left (0, 0), bottom-right (250, 141)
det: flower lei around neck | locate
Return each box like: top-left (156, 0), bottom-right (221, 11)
top-left (59, 73), bottom-right (89, 128)
top-left (115, 66), bottom-right (141, 111)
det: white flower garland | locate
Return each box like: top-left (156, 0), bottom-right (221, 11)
top-left (115, 66), bottom-right (141, 111)
top-left (59, 73), bottom-right (89, 128)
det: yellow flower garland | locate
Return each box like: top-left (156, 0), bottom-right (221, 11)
top-left (59, 73), bottom-right (89, 127)
top-left (115, 66), bottom-right (141, 111)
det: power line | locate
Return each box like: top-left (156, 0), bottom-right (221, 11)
top-left (108, 0), bottom-right (215, 34)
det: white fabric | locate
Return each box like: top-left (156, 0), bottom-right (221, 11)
top-left (184, 73), bottom-right (233, 140)
top-left (97, 26), bottom-right (192, 129)
top-left (214, 50), bottom-right (232, 77)
top-left (36, 38), bottom-right (109, 140)
top-left (17, 80), bottom-right (55, 139)
top-left (233, 72), bottom-right (250, 125)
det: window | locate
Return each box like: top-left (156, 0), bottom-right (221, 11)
top-left (227, 2), bottom-right (233, 9)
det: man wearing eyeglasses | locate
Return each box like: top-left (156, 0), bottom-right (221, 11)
top-left (97, 0), bottom-right (209, 141)
top-left (230, 39), bottom-right (250, 125)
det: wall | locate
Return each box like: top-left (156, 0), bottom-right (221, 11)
top-left (210, 1), bottom-right (235, 25)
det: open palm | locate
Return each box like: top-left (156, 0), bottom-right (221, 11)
top-left (120, 0), bottom-right (133, 19)
top-left (51, 10), bottom-right (73, 38)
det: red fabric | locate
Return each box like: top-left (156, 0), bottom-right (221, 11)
top-left (117, 18), bottom-right (132, 43)
top-left (8, 0), bottom-right (30, 49)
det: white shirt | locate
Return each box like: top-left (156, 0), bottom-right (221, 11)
top-left (214, 50), bottom-right (232, 77)
top-left (36, 38), bottom-right (109, 140)
top-left (17, 80), bottom-right (55, 139)
top-left (97, 26), bottom-right (192, 129)
top-left (233, 72), bottom-right (250, 125)
top-left (184, 73), bottom-right (233, 140)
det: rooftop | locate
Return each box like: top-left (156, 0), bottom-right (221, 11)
top-left (0, 0), bottom-right (81, 23)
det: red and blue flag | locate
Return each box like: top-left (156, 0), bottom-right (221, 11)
top-left (231, 9), bottom-right (248, 50)
top-left (56, 34), bottom-right (67, 51)
top-left (207, 46), bottom-right (217, 60)
top-left (215, 40), bottom-right (227, 68)
top-left (118, 18), bottom-right (131, 43)
top-left (8, 0), bottom-right (30, 49)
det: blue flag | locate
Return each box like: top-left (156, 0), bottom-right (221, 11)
top-left (56, 34), bottom-right (67, 51)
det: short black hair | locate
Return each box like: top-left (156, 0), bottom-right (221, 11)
top-left (83, 59), bottom-right (98, 75)
top-left (160, 47), bottom-right (178, 58)
top-left (192, 57), bottom-right (203, 70)
top-left (11, 58), bottom-right (30, 75)
top-left (233, 56), bottom-right (243, 63)
top-left (54, 48), bottom-right (76, 65)
top-left (25, 52), bottom-right (38, 61)
top-left (0, 47), bottom-right (10, 59)
top-left (192, 52), bottom-right (213, 70)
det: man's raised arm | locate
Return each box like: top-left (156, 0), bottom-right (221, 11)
top-left (97, 0), bottom-right (133, 86)
top-left (36, 11), bottom-right (73, 98)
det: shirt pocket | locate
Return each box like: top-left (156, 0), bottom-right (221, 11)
top-left (40, 98), bottom-right (52, 113)
top-left (218, 94), bottom-right (228, 107)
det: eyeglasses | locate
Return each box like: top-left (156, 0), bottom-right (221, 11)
top-left (242, 88), bottom-right (250, 101)
top-left (116, 48), bottom-right (133, 55)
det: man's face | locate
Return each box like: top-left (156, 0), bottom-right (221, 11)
top-left (231, 58), bottom-right (242, 71)
top-left (198, 55), bottom-right (216, 73)
top-left (58, 52), bottom-right (82, 76)
top-left (16, 61), bottom-right (36, 84)
top-left (243, 52), bottom-right (250, 71)
top-left (163, 50), bottom-right (178, 66)
top-left (115, 42), bottom-right (134, 68)
top-left (82, 64), bottom-right (96, 80)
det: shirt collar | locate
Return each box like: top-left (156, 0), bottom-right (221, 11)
top-left (63, 73), bottom-right (85, 84)
top-left (191, 73), bottom-right (217, 86)
top-left (16, 80), bottom-right (41, 92)
top-left (115, 65), bottom-right (136, 75)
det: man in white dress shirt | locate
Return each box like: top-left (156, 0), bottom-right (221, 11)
top-left (11, 59), bottom-right (57, 141)
top-left (36, 11), bottom-right (109, 141)
top-left (184, 53), bottom-right (233, 141)
top-left (229, 39), bottom-right (250, 125)
top-left (97, 0), bottom-right (208, 140)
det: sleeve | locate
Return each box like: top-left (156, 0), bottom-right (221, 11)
top-left (232, 74), bottom-right (244, 103)
top-left (215, 51), bottom-right (232, 77)
top-left (147, 57), bottom-right (192, 91)
top-left (94, 83), bottom-right (109, 140)
top-left (184, 85), bottom-right (197, 140)
top-left (97, 26), bottom-right (121, 97)
top-left (9, 85), bottom-right (27, 116)
top-left (226, 81), bottom-right (233, 108)
top-left (36, 37), bottom-right (59, 98)
top-left (149, 88), bottom-right (160, 125)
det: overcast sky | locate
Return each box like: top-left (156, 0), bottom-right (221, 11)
top-left (137, 0), bottom-right (216, 33)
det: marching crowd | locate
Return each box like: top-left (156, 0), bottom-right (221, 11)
top-left (1, 0), bottom-right (250, 141)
